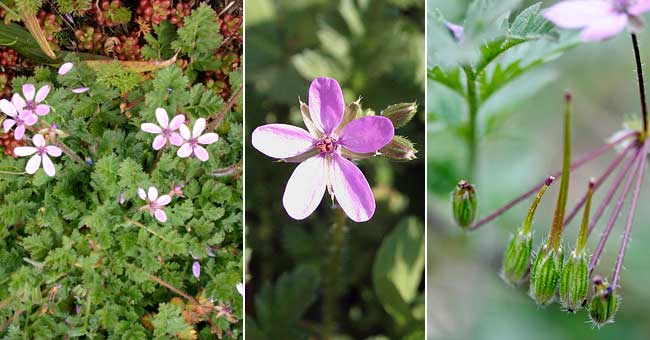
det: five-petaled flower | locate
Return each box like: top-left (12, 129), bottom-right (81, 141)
top-left (13, 84), bottom-right (51, 116)
top-left (251, 77), bottom-right (394, 222)
top-left (544, 0), bottom-right (650, 41)
top-left (141, 108), bottom-right (185, 150)
top-left (0, 98), bottom-right (37, 140)
top-left (177, 118), bottom-right (220, 162)
top-left (138, 186), bottom-right (172, 222)
top-left (14, 134), bottom-right (62, 177)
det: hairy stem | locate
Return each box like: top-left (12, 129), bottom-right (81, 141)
top-left (612, 139), bottom-right (649, 287)
top-left (469, 130), bottom-right (637, 230)
top-left (590, 146), bottom-right (644, 275)
top-left (463, 65), bottom-right (478, 180)
top-left (564, 141), bottom-right (635, 226)
top-left (323, 207), bottom-right (347, 339)
top-left (632, 34), bottom-right (648, 133)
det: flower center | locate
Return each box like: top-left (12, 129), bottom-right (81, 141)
top-left (149, 201), bottom-right (160, 210)
top-left (188, 138), bottom-right (198, 146)
top-left (36, 146), bottom-right (46, 155)
top-left (316, 136), bottom-right (337, 154)
top-left (613, 0), bottom-right (630, 12)
top-left (26, 101), bottom-right (36, 111)
top-left (162, 128), bottom-right (171, 137)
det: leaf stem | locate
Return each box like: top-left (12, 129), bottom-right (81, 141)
top-left (323, 207), bottom-right (347, 339)
top-left (207, 85), bottom-right (243, 132)
top-left (611, 139), bottom-right (649, 287)
top-left (463, 66), bottom-right (479, 180)
top-left (631, 34), bottom-right (648, 134)
top-left (589, 144), bottom-right (644, 275)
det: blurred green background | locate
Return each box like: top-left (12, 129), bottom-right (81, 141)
top-left (428, 1), bottom-right (650, 339)
top-left (246, 0), bottom-right (425, 338)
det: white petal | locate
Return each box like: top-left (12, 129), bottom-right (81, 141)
top-left (11, 94), bottom-right (25, 112)
top-left (58, 62), bottom-right (74, 75)
top-left (197, 133), bottom-right (219, 145)
top-left (46, 145), bottom-right (62, 157)
top-left (282, 155), bottom-right (328, 220)
top-left (156, 195), bottom-right (172, 206)
top-left (148, 187), bottom-right (159, 201)
top-left (141, 123), bottom-right (163, 134)
top-left (25, 155), bottom-right (41, 174)
top-left (35, 85), bottom-right (50, 102)
top-left (154, 209), bottom-right (167, 222)
top-left (192, 118), bottom-right (206, 138)
top-left (13, 146), bottom-right (37, 157)
top-left (138, 188), bottom-right (147, 200)
top-left (179, 124), bottom-right (191, 140)
top-left (23, 84), bottom-right (35, 101)
top-left (0, 99), bottom-right (16, 117)
top-left (42, 154), bottom-right (55, 176)
top-left (177, 143), bottom-right (193, 158)
top-left (33, 134), bottom-right (45, 147)
top-left (155, 108), bottom-right (169, 128)
top-left (194, 145), bottom-right (209, 161)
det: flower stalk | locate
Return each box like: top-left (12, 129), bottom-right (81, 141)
top-left (463, 65), bottom-right (478, 179)
top-left (323, 207), bottom-right (347, 339)
top-left (631, 33), bottom-right (648, 134)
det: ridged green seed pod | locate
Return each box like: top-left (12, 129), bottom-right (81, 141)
top-left (589, 276), bottom-right (619, 327)
top-left (501, 230), bottom-right (532, 286)
top-left (559, 251), bottom-right (589, 312)
top-left (529, 245), bottom-right (563, 305)
top-left (451, 180), bottom-right (477, 228)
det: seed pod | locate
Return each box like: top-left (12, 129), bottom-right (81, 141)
top-left (379, 135), bottom-right (418, 161)
top-left (451, 180), bottom-right (477, 228)
top-left (381, 102), bottom-right (417, 128)
top-left (529, 245), bottom-right (563, 305)
top-left (500, 230), bottom-right (532, 286)
top-left (588, 276), bottom-right (619, 327)
top-left (559, 251), bottom-right (589, 312)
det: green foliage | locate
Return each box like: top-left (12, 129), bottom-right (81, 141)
top-left (0, 6), bottom-right (242, 339)
top-left (54, 0), bottom-right (92, 15)
top-left (142, 21), bottom-right (179, 61)
top-left (172, 4), bottom-right (221, 77)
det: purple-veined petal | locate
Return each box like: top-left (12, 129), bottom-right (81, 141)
top-left (141, 123), bottom-right (162, 134)
top-left (580, 13), bottom-right (628, 41)
top-left (308, 77), bottom-right (345, 134)
top-left (155, 108), bottom-right (169, 128)
top-left (179, 124), bottom-right (191, 140)
top-left (148, 187), bottom-right (158, 201)
top-left (14, 125), bottom-right (25, 140)
top-left (330, 153), bottom-right (375, 222)
top-left (154, 209), bottom-right (167, 222)
top-left (152, 135), bottom-right (167, 150)
top-left (170, 133), bottom-right (184, 146)
top-left (156, 195), bottom-right (172, 206)
top-left (23, 84), bottom-right (35, 101)
top-left (138, 188), bottom-right (147, 200)
top-left (46, 145), bottom-right (62, 157)
top-left (236, 283), bottom-right (244, 296)
top-left (630, 0), bottom-right (650, 15)
top-left (177, 143), bottom-right (193, 158)
top-left (339, 116), bottom-right (394, 153)
top-left (169, 114), bottom-right (185, 130)
top-left (21, 112), bottom-right (38, 126)
top-left (192, 118), bottom-right (206, 138)
top-left (25, 155), bottom-right (41, 174)
top-left (11, 94), bottom-right (25, 112)
top-left (35, 85), bottom-right (50, 102)
top-left (2, 119), bottom-right (15, 132)
top-left (71, 87), bottom-right (89, 94)
top-left (0, 99), bottom-right (17, 117)
top-left (282, 155), bottom-right (328, 220)
top-left (58, 62), bottom-right (74, 75)
top-left (14, 146), bottom-right (37, 156)
top-left (33, 134), bottom-right (45, 147)
top-left (197, 133), bottom-right (219, 145)
top-left (192, 261), bottom-right (201, 278)
top-left (34, 104), bottom-right (50, 116)
top-left (42, 154), bottom-right (55, 176)
top-left (543, 1), bottom-right (613, 29)
top-left (194, 145), bottom-right (209, 161)
top-left (251, 124), bottom-right (316, 159)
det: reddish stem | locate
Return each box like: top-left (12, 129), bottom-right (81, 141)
top-left (469, 130), bottom-right (638, 230)
top-left (589, 145), bottom-right (644, 275)
top-left (612, 139), bottom-right (649, 288)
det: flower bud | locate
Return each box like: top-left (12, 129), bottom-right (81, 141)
top-left (500, 230), bottom-right (532, 286)
top-left (529, 245), bottom-right (563, 305)
top-left (451, 180), bottom-right (477, 228)
top-left (381, 102), bottom-right (417, 128)
top-left (379, 136), bottom-right (418, 161)
top-left (559, 251), bottom-right (589, 312)
top-left (588, 276), bottom-right (619, 327)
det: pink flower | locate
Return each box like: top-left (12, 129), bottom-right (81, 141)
top-left (13, 84), bottom-right (51, 116)
top-left (251, 77), bottom-right (395, 222)
top-left (71, 87), bottom-right (89, 94)
top-left (14, 134), bottom-right (62, 177)
top-left (138, 186), bottom-right (172, 222)
top-left (177, 118), bottom-right (219, 161)
top-left (544, 0), bottom-right (650, 41)
top-left (58, 62), bottom-right (74, 75)
top-left (0, 98), bottom-right (37, 140)
top-left (192, 261), bottom-right (201, 278)
top-left (141, 108), bottom-right (185, 150)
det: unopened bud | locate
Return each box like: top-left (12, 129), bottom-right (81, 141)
top-left (451, 180), bottom-right (477, 228)
top-left (529, 245), bottom-right (563, 305)
top-left (501, 230), bottom-right (532, 286)
top-left (337, 100), bottom-right (362, 132)
top-left (381, 102), bottom-right (417, 128)
top-left (379, 136), bottom-right (417, 161)
top-left (559, 251), bottom-right (589, 312)
top-left (588, 276), bottom-right (619, 327)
